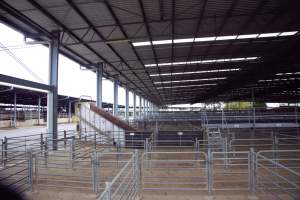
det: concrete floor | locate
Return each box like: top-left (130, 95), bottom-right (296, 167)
top-left (0, 123), bottom-right (77, 139)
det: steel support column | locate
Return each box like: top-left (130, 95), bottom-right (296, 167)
top-left (38, 96), bottom-right (41, 125)
top-left (139, 96), bottom-right (142, 120)
top-left (47, 31), bottom-right (60, 150)
top-left (125, 85), bottom-right (129, 121)
top-left (13, 91), bottom-right (17, 127)
top-left (133, 92), bottom-right (136, 121)
top-left (113, 78), bottom-right (118, 116)
top-left (96, 63), bottom-right (103, 108)
top-left (143, 98), bottom-right (146, 120)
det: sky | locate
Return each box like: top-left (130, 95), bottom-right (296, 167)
top-left (0, 23), bottom-right (135, 106)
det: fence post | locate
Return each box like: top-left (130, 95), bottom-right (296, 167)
top-left (224, 137), bottom-right (228, 168)
top-left (40, 134), bottom-right (44, 153)
top-left (207, 148), bottom-right (213, 194)
top-left (3, 137), bottom-right (8, 166)
top-left (27, 149), bottom-right (33, 191)
top-left (64, 130), bottom-right (67, 149)
top-left (70, 136), bottom-right (75, 168)
top-left (195, 138), bottom-right (199, 161)
top-left (249, 148), bottom-right (256, 195)
top-left (44, 137), bottom-right (48, 167)
top-left (94, 133), bottom-right (97, 150)
top-left (134, 150), bottom-right (140, 195)
top-left (105, 182), bottom-right (112, 200)
top-left (35, 153), bottom-right (39, 185)
top-left (91, 151), bottom-right (99, 193)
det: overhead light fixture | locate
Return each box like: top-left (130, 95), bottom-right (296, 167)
top-left (145, 57), bottom-right (259, 67)
top-left (157, 83), bottom-right (217, 89)
top-left (132, 31), bottom-right (298, 46)
top-left (150, 68), bottom-right (240, 77)
top-left (154, 77), bottom-right (227, 84)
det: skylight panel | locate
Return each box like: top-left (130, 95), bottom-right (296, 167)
top-left (145, 57), bottom-right (259, 67)
top-left (158, 62), bottom-right (172, 66)
top-left (154, 77), bottom-right (227, 84)
top-left (150, 68), bottom-right (240, 77)
top-left (279, 31), bottom-right (298, 36)
top-left (132, 31), bottom-right (298, 46)
top-left (258, 32), bottom-right (280, 38)
top-left (194, 37), bottom-right (216, 42)
top-left (152, 40), bottom-right (172, 45)
top-left (157, 83), bottom-right (217, 89)
top-left (173, 38), bottom-right (194, 43)
top-left (216, 35), bottom-right (238, 40)
top-left (245, 57), bottom-right (259, 60)
top-left (237, 34), bottom-right (259, 39)
top-left (144, 64), bottom-right (157, 67)
top-left (132, 41), bottom-right (151, 46)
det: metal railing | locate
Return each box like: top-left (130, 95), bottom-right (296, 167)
top-left (97, 151), bottom-right (139, 200)
top-left (256, 150), bottom-right (300, 199)
top-left (141, 151), bottom-right (207, 191)
top-left (0, 150), bottom-right (33, 193)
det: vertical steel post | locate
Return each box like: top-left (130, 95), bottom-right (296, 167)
top-left (92, 151), bottom-right (99, 193)
top-left (44, 137), bottom-right (48, 167)
top-left (134, 149), bottom-right (140, 194)
top-left (40, 134), bottom-right (44, 153)
top-left (68, 101), bottom-right (71, 123)
top-left (3, 137), bottom-right (7, 166)
top-left (64, 130), bottom-right (67, 149)
top-left (38, 96), bottom-right (41, 125)
top-left (139, 96), bottom-right (142, 120)
top-left (133, 92), bottom-right (136, 121)
top-left (249, 148), bottom-right (256, 194)
top-left (105, 182), bottom-right (112, 200)
top-left (96, 63), bottom-right (103, 108)
top-left (27, 149), bottom-right (33, 191)
top-left (125, 85), bottom-right (129, 121)
top-left (94, 132), bottom-right (97, 150)
top-left (207, 148), bottom-right (213, 194)
top-left (13, 91), bottom-right (17, 127)
top-left (143, 98), bottom-right (146, 120)
top-left (70, 136), bottom-right (75, 168)
top-left (113, 78), bottom-right (118, 116)
top-left (47, 31), bottom-right (60, 150)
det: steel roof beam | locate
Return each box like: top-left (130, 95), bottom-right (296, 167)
top-left (65, 0), bottom-right (158, 103)
top-left (26, 0), bottom-right (156, 103)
